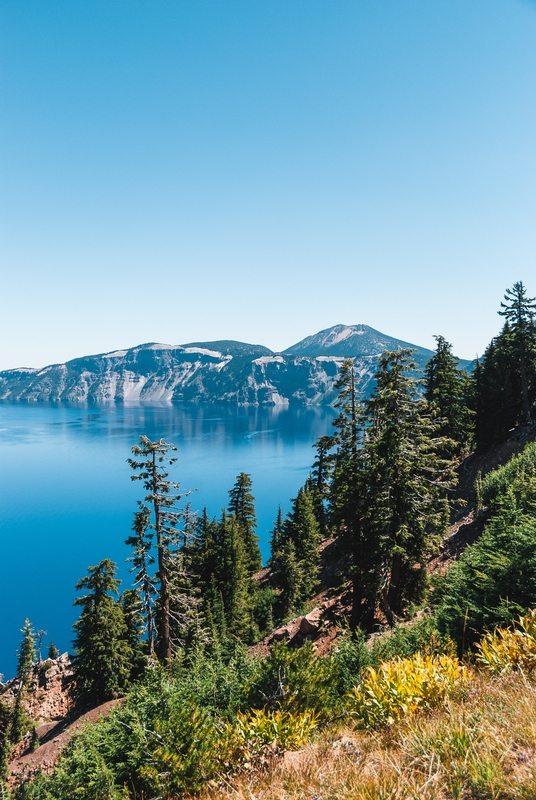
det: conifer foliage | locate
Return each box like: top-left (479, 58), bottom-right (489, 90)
top-left (71, 559), bottom-right (133, 707)
top-left (476, 282), bottom-right (536, 448)
top-left (318, 349), bottom-right (456, 630)
top-left (363, 349), bottom-right (455, 623)
top-left (228, 473), bottom-right (262, 573)
top-left (424, 335), bottom-right (474, 456)
top-left (271, 488), bottom-right (321, 614)
top-left (128, 436), bottom-right (196, 663)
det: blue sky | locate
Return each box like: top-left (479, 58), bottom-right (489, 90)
top-left (1, 0), bottom-right (536, 369)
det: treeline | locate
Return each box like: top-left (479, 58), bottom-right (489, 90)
top-left (3, 281), bottom-right (536, 797)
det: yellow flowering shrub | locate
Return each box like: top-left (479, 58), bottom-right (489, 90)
top-left (347, 653), bottom-right (468, 729)
top-left (476, 609), bottom-right (536, 674)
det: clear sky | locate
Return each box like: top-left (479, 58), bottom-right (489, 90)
top-left (1, 0), bottom-right (536, 370)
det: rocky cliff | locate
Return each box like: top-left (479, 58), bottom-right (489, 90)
top-left (0, 325), bottom-right (450, 405)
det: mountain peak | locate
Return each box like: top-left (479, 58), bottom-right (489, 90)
top-left (282, 324), bottom-right (433, 359)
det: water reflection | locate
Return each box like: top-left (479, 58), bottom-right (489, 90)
top-left (0, 402), bottom-right (336, 677)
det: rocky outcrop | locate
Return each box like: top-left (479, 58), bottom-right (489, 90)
top-left (0, 325), bottom-right (454, 406)
top-left (1, 653), bottom-right (75, 724)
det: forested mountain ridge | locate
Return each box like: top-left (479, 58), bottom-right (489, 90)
top-left (0, 324), bottom-right (463, 405)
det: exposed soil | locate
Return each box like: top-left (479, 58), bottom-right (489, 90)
top-left (8, 700), bottom-right (120, 787)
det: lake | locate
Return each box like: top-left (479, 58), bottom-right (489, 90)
top-left (0, 401), bottom-right (337, 677)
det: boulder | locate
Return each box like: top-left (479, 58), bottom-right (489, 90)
top-left (299, 608), bottom-right (323, 636)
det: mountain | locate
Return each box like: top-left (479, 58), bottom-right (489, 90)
top-left (0, 325), bottom-right (462, 406)
top-left (283, 324), bottom-right (434, 366)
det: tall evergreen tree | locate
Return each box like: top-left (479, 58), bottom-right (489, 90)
top-left (10, 619), bottom-right (36, 745)
top-left (71, 559), bottom-right (132, 707)
top-left (475, 325), bottom-right (519, 448)
top-left (476, 283), bottom-right (536, 448)
top-left (216, 512), bottom-right (252, 639)
top-left (329, 358), bottom-right (371, 629)
top-left (364, 349), bottom-right (456, 623)
top-left (125, 506), bottom-right (156, 658)
top-left (424, 335), bottom-right (474, 456)
top-left (269, 506), bottom-right (284, 556)
top-left (498, 281), bottom-right (536, 426)
top-left (16, 619), bottom-right (36, 682)
top-left (228, 473), bottom-right (262, 573)
top-left (193, 507), bottom-right (254, 642)
top-left (271, 488), bottom-right (320, 612)
top-left (120, 589), bottom-right (147, 679)
top-left (272, 540), bottom-right (301, 616)
top-left (164, 503), bottom-right (206, 651)
top-left (128, 436), bottom-right (192, 664)
top-left (308, 435), bottom-right (335, 537)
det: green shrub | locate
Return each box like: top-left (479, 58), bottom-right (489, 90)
top-left (481, 442), bottom-right (536, 511)
top-left (435, 442), bottom-right (536, 649)
top-left (369, 616), bottom-right (454, 664)
top-left (220, 708), bottom-right (318, 771)
top-left (246, 641), bottom-right (336, 719)
top-left (331, 629), bottom-right (373, 694)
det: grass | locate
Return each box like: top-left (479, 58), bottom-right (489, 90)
top-left (198, 671), bottom-right (536, 800)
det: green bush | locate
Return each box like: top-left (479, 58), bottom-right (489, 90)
top-left (246, 641), bottom-right (337, 719)
top-left (481, 442), bottom-right (536, 511)
top-left (369, 616), bottom-right (454, 663)
top-left (434, 443), bottom-right (536, 649)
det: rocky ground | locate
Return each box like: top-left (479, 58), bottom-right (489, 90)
top-left (1, 653), bottom-right (117, 787)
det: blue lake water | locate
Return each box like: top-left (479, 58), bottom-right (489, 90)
top-left (0, 402), bottom-right (336, 678)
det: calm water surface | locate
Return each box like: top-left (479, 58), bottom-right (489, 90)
top-left (0, 402), bottom-right (336, 677)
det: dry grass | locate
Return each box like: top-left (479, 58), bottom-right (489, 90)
top-left (199, 672), bottom-right (536, 800)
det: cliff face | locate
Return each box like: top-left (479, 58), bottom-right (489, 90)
top-left (0, 325), bottom-right (441, 405)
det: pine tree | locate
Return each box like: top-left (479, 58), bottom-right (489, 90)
top-left (476, 284), bottom-right (536, 447)
top-left (164, 503), bottom-right (206, 651)
top-left (475, 325), bottom-right (519, 448)
top-left (228, 473), bottom-right (262, 573)
top-left (16, 619), bottom-right (36, 682)
top-left (308, 435), bottom-right (335, 536)
top-left (272, 540), bottom-right (301, 615)
top-left (9, 620), bottom-right (36, 745)
top-left (71, 559), bottom-right (132, 707)
top-left (498, 281), bottom-right (536, 426)
top-left (217, 512), bottom-right (252, 639)
top-left (194, 507), bottom-right (254, 642)
top-left (271, 488), bottom-right (320, 612)
top-left (424, 335), bottom-right (474, 456)
top-left (269, 507), bottom-right (284, 557)
top-left (128, 436), bottom-right (193, 664)
top-left (329, 358), bottom-right (371, 629)
top-left (120, 589), bottom-right (147, 679)
top-left (47, 642), bottom-right (59, 660)
top-left (285, 488), bottom-right (321, 600)
top-left (364, 349), bottom-right (456, 623)
top-left (125, 506), bottom-right (156, 658)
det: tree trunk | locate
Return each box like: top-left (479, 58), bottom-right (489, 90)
top-left (153, 452), bottom-right (171, 664)
top-left (519, 337), bottom-right (532, 426)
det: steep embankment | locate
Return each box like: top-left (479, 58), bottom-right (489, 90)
top-left (2, 654), bottom-right (119, 786)
top-left (430, 424), bottom-right (536, 574)
top-left (0, 325), bottom-right (440, 405)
